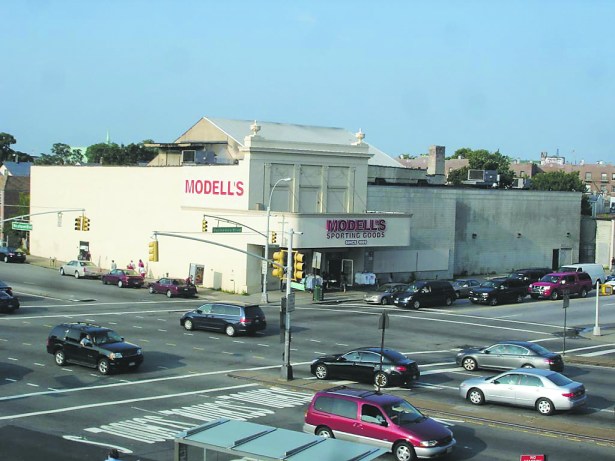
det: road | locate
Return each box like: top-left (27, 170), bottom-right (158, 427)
top-left (1, 262), bottom-right (614, 460)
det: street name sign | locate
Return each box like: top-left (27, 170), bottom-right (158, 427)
top-left (212, 227), bottom-right (242, 233)
top-left (12, 221), bottom-right (32, 231)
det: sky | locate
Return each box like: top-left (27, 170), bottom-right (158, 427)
top-left (3, 0), bottom-right (615, 164)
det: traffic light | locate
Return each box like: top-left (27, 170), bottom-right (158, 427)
top-left (272, 250), bottom-right (286, 278)
top-left (293, 251), bottom-right (305, 281)
top-left (82, 216), bottom-right (90, 231)
top-left (202, 218), bottom-right (208, 232)
top-left (271, 231), bottom-right (277, 244)
top-left (74, 216), bottom-right (82, 231)
top-left (148, 240), bottom-right (159, 262)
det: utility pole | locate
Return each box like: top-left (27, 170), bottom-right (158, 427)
top-left (281, 228), bottom-right (294, 380)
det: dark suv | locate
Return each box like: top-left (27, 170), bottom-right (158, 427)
top-left (180, 302), bottom-right (267, 337)
top-left (392, 280), bottom-right (456, 309)
top-left (508, 268), bottom-right (552, 286)
top-left (46, 322), bottom-right (143, 374)
top-left (469, 277), bottom-right (527, 306)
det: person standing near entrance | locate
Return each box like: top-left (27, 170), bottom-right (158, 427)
top-left (111, 260), bottom-right (117, 270)
top-left (138, 259), bottom-right (146, 278)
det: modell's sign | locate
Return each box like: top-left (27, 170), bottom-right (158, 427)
top-left (326, 219), bottom-right (387, 240)
top-left (184, 179), bottom-right (245, 196)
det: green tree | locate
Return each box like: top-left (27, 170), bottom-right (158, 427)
top-left (85, 141), bottom-right (155, 165)
top-left (446, 148), bottom-right (514, 187)
top-left (0, 132), bottom-right (34, 163)
top-left (34, 143), bottom-right (82, 165)
top-left (529, 170), bottom-right (591, 215)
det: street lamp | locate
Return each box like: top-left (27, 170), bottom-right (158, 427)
top-left (262, 177), bottom-right (292, 303)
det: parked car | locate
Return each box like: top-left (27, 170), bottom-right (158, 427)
top-left (101, 269), bottom-right (144, 288)
top-left (392, 280), bottom-right (456, 310)
top-left (310, 347), bottom-right (420, 388)
top-left (180, 301), bottom-right (266, 337)
top-left (59, 260), bottom-right (105, 279)
top-left (0, 290), bottom-right (20, 313)
top-left (558, 263), bottom-right (606, 285)
top-left (451, 279), bottom-right (480, 298)
top-left (528, 271), bottom-right (593, 300)
top-left (0, 246), bottom-right (26, 263)
top-left (46, 322), bottom-right (143, 374)
top-left (456, 340), bottom-right (564, 372)
top-left (0, 280), bottom-right (14, 296)
top-left (364, 283), bottom-right (408, 305)
top-left (459, 368), bottom-right (586, 416)
top-left (304, 387), bottom-right (455, 461)
top-left (148, 277), bottom-right (197, 298)
top-left (468, 277), bottom-right (527, 306)
top-left (507, 268), bottom-right (552, 286)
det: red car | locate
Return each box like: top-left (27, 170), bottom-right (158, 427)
top-left (148, 277), bottom-right (197, 298)
top-left (101, 269), bottom-right (144, 288)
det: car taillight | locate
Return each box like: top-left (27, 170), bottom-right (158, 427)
top-left (394, 366), bottom-right (407, 372)
top-left (562, 392), bottom-right (575, 398)
top-left (240, 317), bottom-right (247, 324)
top-left (545, 358), bottom-right (554, 364)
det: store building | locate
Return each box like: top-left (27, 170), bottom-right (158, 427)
top-left (29, 117), bottom-right (583, 294)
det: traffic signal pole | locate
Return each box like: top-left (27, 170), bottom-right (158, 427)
top-left (281, 228), bottom-right (294, 380)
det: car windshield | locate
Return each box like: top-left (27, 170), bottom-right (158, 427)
top-left (546, 373), bottom-right (573, 386)
top-left (540, 275), bottom-right (561, 283)
top-left (376, 284), bottom-right (395, 292)
top-left (0, 291), bottom-right (11, 299)
top-left (480, 280), bottom-right (499, 288)
top-left (124, 270), bottom-right (140, 276)
top-left (404, 282), bottom-right (424, 293)
top-left (170, 279), bottom-right (187, 286)
top-left (82, 262), bottom-right (96, 267)
top-left (383, 349), bottom-right (408, 363)
top-left (383, 400), bottom-right (425, 424)
top-left (92, 330), bottom-right (123, 345)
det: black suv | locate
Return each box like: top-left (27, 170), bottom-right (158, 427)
top-left (508, 268), bottom-right (552, 286)
top-left (46, 322), bottom-right (143, 374)
top-left (180, 302), bottom-right (266, 337)
top-left (392, 280), bottom-right (456, 309)
top-left (469, 277), bottom-right (527, 306)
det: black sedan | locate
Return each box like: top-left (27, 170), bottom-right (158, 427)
top-left (468, 277), bottom-right (527, 306)
top-left (0, 290), bottom-right (20, 313)
top-left (310, 347), bottom-right (420, 388)
top-left (0, 280), bottom-right (14, 296)
top-left (456, 340), bottom-right (564, 372)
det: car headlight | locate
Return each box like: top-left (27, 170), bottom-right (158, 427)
top-left (481, 293), bottom-right (489, 298)
top-left (419, 440), bottom-right (438, 447)
top-left (109, 352), bottom-right (123, 360)
top-left (137, 349), bottom-right (142, 355)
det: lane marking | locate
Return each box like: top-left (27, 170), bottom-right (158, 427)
top-left (565, 344), bottom-right (615, 353)
top-left (582, 348), bottom-right (615, 357)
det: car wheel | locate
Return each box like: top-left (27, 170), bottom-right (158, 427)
top-left (462, 357), bottom-right (478, 371)
top-left (102, 278), bottom-right (108, 285)
top-left (4, 256), bottom-right (8, 263)
top-left (380, 297), bottom-right (389, 305)
top-left (468, 388), bottom-right (485, 405)
top-left (74, 271), bottom-right (80, 279)
top-left (445, 296), bottom-right (453, 306)
top-left (515, 294), bottom-right (524, 303)
top-left (184, 319), bottom-right (194, 331)
top-left (59, 268), bottom-right (65, 276)
top-left (455, 291), bottom-right (461, 299)
top-left (166, 290), bottom-right (173, 298)
top-left (522, 363), bottom-right (535, 368)
top-left (118, 280), bottom-right (124, 288)
top-left (374, 371), bottom-right (389, 388)
top-left (98, 358), bottom-right (111, 375)
top-left (411, 300), bottom-right (420, 310)
top-left (148, 286), bottom-right (155, 294)
top-left (550, 291), bottom-right (560, 300)
top-left (580, 288), bottom-right (587, 298)
top-left (225, 325), bottom-right (236, 337)
top-left (315, 426), bottom-right (334, 438)
top-left (536, 397), bottom-right (555, 415)
top-left (393, 441), bottom-right (417, 461)
top-left (54, 350), bottom-right (66, 366)
top-left (314, 364), bottom-right (329, 380)
top-left (489, 297), bottom-right (498, 306)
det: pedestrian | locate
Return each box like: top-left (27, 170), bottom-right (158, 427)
top-left (111, 260), bottom-right (117, 270)
top-left (387, 273), bottom-right (394, 283)
top-left (105, 448), bottom-right (121, 460)
top-left (138, 259), bottom-right (146, 277)
top-left (127, 260), bottom-right (135, 270)
top-left (341, 271), bottom-right (347, 292)
top-left (611, 256), bottom-right (615, 271)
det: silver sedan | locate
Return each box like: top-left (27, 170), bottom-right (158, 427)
top-left (459, 368), bottom-right (586, 416)
top-left (451, 279), bottom-right (480, 298)
top-left (364, 283), bottom-right (409, 305)
top-left (59, 260), bottom-right (105, 279)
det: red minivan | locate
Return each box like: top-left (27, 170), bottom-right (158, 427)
top-left (304, 387), bottom-right (455, 461)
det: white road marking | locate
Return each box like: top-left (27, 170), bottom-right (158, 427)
top-left (257, 344), bottom-right (270, 347)
top-left (419, 362), bottom-right (456, 367)
top-left (33, 363), bottom-right (45, 367)
top-left (420, 367), bottom-right (462, 375)
top-left (61, 436), bottom-right (133, 454)
top-left (581, 348), bottom-right (615, 357)
top-left (564, 344), bottom-right (615, 353)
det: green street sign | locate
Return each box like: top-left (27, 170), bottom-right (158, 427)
top-left (12, 221), bottom-right (33, 231)
top-left (212, 227), bottom-right (242, 233)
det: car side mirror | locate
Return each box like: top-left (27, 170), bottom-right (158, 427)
top-left (484, 350), bottom-right (490, 354)
top-left (338, 357), bottom-right (347, 362)
top-left (380, 420), bottom-right (388, 427)
top-left (196, 309), bottom-right (202, 314)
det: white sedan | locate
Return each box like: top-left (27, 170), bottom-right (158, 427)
top-left (59, 260), bottom-right (105, 279)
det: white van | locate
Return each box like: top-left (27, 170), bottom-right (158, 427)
top-left (558, 263), bottom-right (606, 285)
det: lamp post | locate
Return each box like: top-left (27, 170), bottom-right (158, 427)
top-left (262, 177), bottom-right (291, 303)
